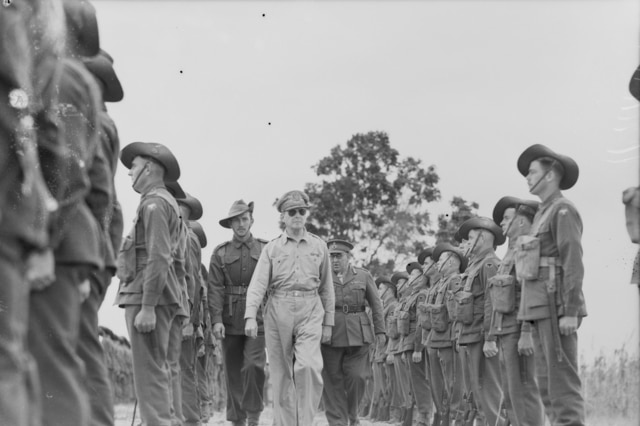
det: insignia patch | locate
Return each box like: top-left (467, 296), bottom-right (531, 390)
top-left (559, 208), bottom-right (568, 216)
top-left (148, 203), bottom-right (157, 211)
top-left (9, 89), bottom-right (28, 109)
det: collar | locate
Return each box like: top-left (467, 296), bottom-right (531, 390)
top-left (232, 233), bottom-right (254, 249)
top-left (142, 183), bottom-right (167, 198)
top-left (282, 228), bottom-right (309, 243)
top-left (540, 191), bottom-right (563, 210)
top-left (469, 245), bottom-right (495, 267)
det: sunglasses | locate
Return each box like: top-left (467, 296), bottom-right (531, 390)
top-left (287, 208), bottom-right (307, 217)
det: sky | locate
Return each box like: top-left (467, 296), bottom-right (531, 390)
top-left (93, 0), bottom-right (639, 362)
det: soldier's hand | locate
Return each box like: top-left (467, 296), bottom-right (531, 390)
top-left (213, 323), bottom-right (225, 340)
top-left (134, 305), bottom-right (157, 333)
top-left (386, 354), bottom-right (394, 365)
top-left (77, 279), bottom-right (91, 303)
top-left (401, 352), bottom-right (406, 362)
top-left (483, 340), bottom-right (498, 357)
top-left (321, 325), bottom-right (332, 344)
top-left (517, 331), bottom-right (534, 356)
top-left (245, 318), bottom-right (258, 338)
top-left (27, 249), bottom-right (55, 291)
top-left (559, 316), bottom-right (578, 335)
top-left (412, 351), bottom-right (422, 363)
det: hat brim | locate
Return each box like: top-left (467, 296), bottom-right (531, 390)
top-left (417, 248), bottom-right (434, 265)
top-left (517, 144), bottom-right (579, 190)
top-left (433, 243), bottom-right (468, 273)
top-left (492, 196), bottom-right (521, 225)
top-left (219, 202), bottom-right (254, 229)
top-left (83, 53), bottom-right (123, 102)
top-left (458, 217), bottom-right (506, 246)
top-left (165, 181), bottom-right (186, 199)
top-left (178, 193), bottom-right (203, 221)
top-left (63, 0), bottom-right (100, 57)
top-left (189, 221), bottom-right (207, 248)
top-left (120, 142), bottom-right (181, 182)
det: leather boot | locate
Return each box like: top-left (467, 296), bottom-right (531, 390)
top-left (247, 411), bottom-right (261, 426)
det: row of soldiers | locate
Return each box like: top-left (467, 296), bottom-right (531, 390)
top-left (0, 0), bottom-right (130, 425)
top-left (361, 144), bottom-right (587, 426)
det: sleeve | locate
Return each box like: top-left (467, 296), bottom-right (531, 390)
top-left (365, 271), bottom-right (385, 335)
top-left (245, 244), bottom-right (273, 320)
top-left (207, 247), bottom-right (226, 325)
top-left (317, 244), bottom-right (335, 326)
top-left (140, 200), bottom-right (173, 306)
top-left (413, 321), bottom-right (424, 352)
top-left (482, 261), bottom-right (499, 341)
top-left (552, 204), bottom-right (584, 317)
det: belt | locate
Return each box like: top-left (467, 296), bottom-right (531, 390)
top-left (539, 257), bottom-right (557, 267)
top-left (337, 304), bottom-right (366, 314)
top-left (269, 288), bottom-right (317, 298)
top-left (224, 285), bottom-right (247, 295)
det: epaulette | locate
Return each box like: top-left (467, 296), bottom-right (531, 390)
top-left (256, 237), bottom-right (269, 244)
top-left (213, 241), bottom-right (230, 254)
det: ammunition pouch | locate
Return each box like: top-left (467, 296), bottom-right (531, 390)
top-left (488, 274), bottom-right (516, 314)
top-left (397, 310), bottom-right (410, 336)
top-left (386, 314), bottom-right (400, 339)
top-left (115, 234), bottom-right (135, 284)
top-left (429, 303), bottom-right (449, 332)
top-left (445, 290), bottom-right (457, 320)
top-left (417, 303), bottom-right (432, 330)
top-left (453, 291), bottom-right (474, 325)
top-left (515, 235), bottom-right (540, 281)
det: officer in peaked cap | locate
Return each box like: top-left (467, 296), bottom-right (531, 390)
top-left (424, 242), bottom-right (467, 425)
top-left (488, 196), bottom-right (545, 426)
top-left (244, 189), bottom-right (334, 426)
top-left (451, 217), bottom-right (506, 425)
top-left (115, 141), bottom-right (186, 426)
top-left (209, 199), bottom-right (268, 426)
top-left (516, 145), bottom-right (587, 426)
top-left (320, 239), bottom-right (385, 426)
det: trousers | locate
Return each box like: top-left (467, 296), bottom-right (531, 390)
top-left (264, 293), bottom-right (324, 426)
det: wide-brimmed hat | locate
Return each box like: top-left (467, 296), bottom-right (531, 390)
top-left (82, 50), bottom-right (123, 102)
top-left (276, 190), bottom-right (310, 212)
top-left (63, 0), bottom-right (100, 57)
top-left (375, 276), bottom-right (392, 288)
top-left (517, 144), bottom-right (579, 190)
top-left (189, 221), bottom-right (207, 248)
top-left (417, 247), bottom-right (435, 265)
top-left (165, 181), bottom-right (186, 199)
top-left (406, 262), bottom-right (422, 275)
top-left (390, 271), bottom-right (409, 286)
top-left (492, 196), bottom-right (539, 225)
top-left (120, 142), bottom-right (180, 182)
top-left (327, 239), bottom-right (354, 254)
top-left (177, 193), bottom-right (203, 221)
top-left (219, 200), bottom-right (254, 228)
top-left (457, 216), bottom-right (506, 246)
top-left (432, 243), bottom-right (468, 273)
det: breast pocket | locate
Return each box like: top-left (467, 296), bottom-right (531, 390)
top-left (360, 314), bottom-right (374, 344)
top-left (116, 233), bottom-right (136, 284)
top-left (301, 252), bottom-right (322, 277)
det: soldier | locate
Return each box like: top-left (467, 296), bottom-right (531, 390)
top-left (398, 260), bottom-right (434, 426)
top-left (381, 274), bottom-right (402, 424)
top-left (116, 142), bottom-right (187, 426)
top-left (244, 190), bottom-right (335, 426)
top-left (451, 217), bottom-right (506, 426)
top-left (79, 47), bottom-right (125, 426)
top-left (423, 244), bottom-right (467, 426)
top-left (388, 271), bottom-right (412, 424)
top-left (516, 144), bottom-right (587, 426)
top-left (209, 199), bottom-right (268, 426)
top-left (369, 276), bottom-right (394, 422)
top-left (488, 196), bottom-right (545, 426)
top-left (320, 239), bottom-right (385, 426)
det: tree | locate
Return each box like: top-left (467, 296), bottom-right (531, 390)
top-left (430, 196), bottom-right (479, 245)
top-left (303, 131), bottom-right (440, 277)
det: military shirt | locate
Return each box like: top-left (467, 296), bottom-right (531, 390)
top-left (328, 265), bottom-right (384, 347)
top-left (208, 234), bottom-right (267, 335)
top-left (115, 185), bottom-right (185, 308)
top-left (399, 274), bottom-right (429, 352)
top-left (518, 194), bottom-right (587, 320)
top-left (383, 299), bottom-right (401, 356)
top-left (452, 246), bottom-right (499, 345)
top-left (245, 229), bottom-right (335, 326)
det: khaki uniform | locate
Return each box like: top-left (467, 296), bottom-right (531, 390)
top-left (321, 265), bottom-right (384, 426)
top-left (451, 246), bottom-right (505, 426)
top-left (116, 185), bottom-right (187, 426)
top-left (518, 195), bottom-right (587, 426)
top-left (245, 230), bottom-right (335, 426)
top-left (208, 234), bottom-right (268, 424)
top-left (383, 299), bottom-right (402, 418)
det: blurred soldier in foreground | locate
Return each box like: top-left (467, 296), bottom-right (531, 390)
top-left (116, 142), bottom-right (187, 426)
top-left (516, 145), bottom-right (587, 426)
top-left (244, 190), bottom-right (335, 426)
top-left (320, 239), bottom-right (385, 426)
top-left (209, 200), bottom-right (268, 426)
